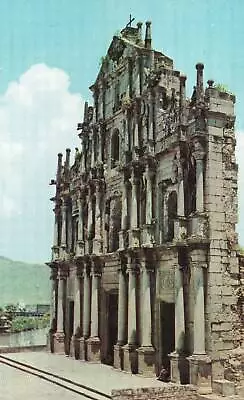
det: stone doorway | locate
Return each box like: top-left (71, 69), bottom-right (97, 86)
top-left (160, 301), bottom-right (175, 373)
top-left (106, 292), bottom-right (118, 365)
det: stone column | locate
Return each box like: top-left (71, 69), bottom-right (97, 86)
top-left (195, 158), bottom-right (204, 213)
top-left (49, 268), bottom-right (58, 330)
top-left (119, 179), bottom-right (128, 250)
top-left (61, 200), bottom-right (67, 257)
top-left (170, 266), bottom-right (186, 383)
top-left (137, 259), bottom-right (155, 376)
top-left (130, 170), bottom-right (138, 229)
top-left (81, 136), bottom-right (86, 172)
top-left (123, 257), bottom-right (138, 373)
top-left (196, 63), bottom-right (204, 101)
top-left (175, 267), bottom-right (185, 353)
top-left (93, 181), bottom-right (103, 254)
top-left (142, 163), bottom-right (154, 246)
top-left (53, 207), bottom-right (59, 247)
top-left (76, 194), bottom-right (85, 256)
top-left (128, 169), bottom-right (140, 250)
top-left (70, 265), bottom-right (82, 359)
top-left (135, 58), bottom-right (140, 97)
top-left (145, 165), bottom-right (153, 225)
top-left (98, 124), bottom-right (103, 162)
top-left (188, 263), bottom-right (212, 394)
top-left (80, 263), bottom-right (91, 360)
top-left (191, 144), bottom-right (206, 238)
top-left (193, 142), bottom-right (205, 214)
top-left (175, 171), bottom-right (186, 241)
top-left (91, 131), bottom-right (95, 168)
top-left (114, 264), bottom-right (127, 369)
top-left (177, 177), bottom-right (184, 218)
top-left (87, 261), bottom-right (101, 362)
top-left (121, 181), bottom-right (128, 231)
top-left (193, 265), bottom-right (205, 355)
top-left (87, 185), bottom-right (93, 247)
top-left (54, 268), bottom-right (67, 354)
top-left (148, 92), bottom-right (155, 153)
top-left (47, 266), bottom-right (57, 353)
top-left (133, 100), bottom-right (139, 159)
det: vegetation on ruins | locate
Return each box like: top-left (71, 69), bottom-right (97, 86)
top-left (213, 83), bottom-right (234, 95)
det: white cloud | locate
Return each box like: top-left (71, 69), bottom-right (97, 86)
top-left (0, 64), bottom-right (83, 219)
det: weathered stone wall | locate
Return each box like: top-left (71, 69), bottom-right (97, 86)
top-left (111, 385), bottom-right (198, 400)
top-left (204, 90), bottom-right (242, 385)
top-left (49, 20), bottom-right (243, 395)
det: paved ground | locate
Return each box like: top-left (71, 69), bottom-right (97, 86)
top-left (0, 362), bottom-right (94, 400)
top-left (0, 351), bottom-right (164, 399)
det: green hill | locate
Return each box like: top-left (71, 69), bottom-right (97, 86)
top-left (0, 256), bottom-right (51, 307)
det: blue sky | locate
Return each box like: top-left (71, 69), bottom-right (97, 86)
top-left (0, 0), bottom-right (243, 262)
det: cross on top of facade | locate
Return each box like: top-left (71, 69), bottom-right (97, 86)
top-left (126, 14), bottom-right (135, 28)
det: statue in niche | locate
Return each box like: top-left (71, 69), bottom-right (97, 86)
top-left (108, 197), bottom-right (121, 251)
top-left (87, 106), bottom-right (94, 123)
top-left (172, 150), bottom-right (183, 184)
top-left (182, 144), bottom-right (196, 215)
top-left (141, 102), bottom-right (149, 147)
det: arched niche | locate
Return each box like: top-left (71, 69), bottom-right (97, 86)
top-left (111, 129), bottom-right (120, 168)
top-left (167, 191), bottom-right (177, 241)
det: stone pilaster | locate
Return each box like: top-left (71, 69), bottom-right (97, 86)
top-left (54, 267), bottom-right (68, 354)
top-left (114, 263), bottom-right (127, 370)
top-left (137, 259), bottom-right (155, 376)
top-left (80, 262), bottom-right (91, 360)
top-left (123, 257), bottom-right (138, 373)
top-left (87, 260), bottom-right (101, 362)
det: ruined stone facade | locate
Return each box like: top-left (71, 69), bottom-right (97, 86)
top-left (48, 21), bottom-right (243, 396)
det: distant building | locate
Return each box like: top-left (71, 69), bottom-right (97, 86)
top-left (48, 21), bottom-right (243, 396)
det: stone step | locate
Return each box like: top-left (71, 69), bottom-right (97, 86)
top-left (212, 379), bottom-right (238, 397)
